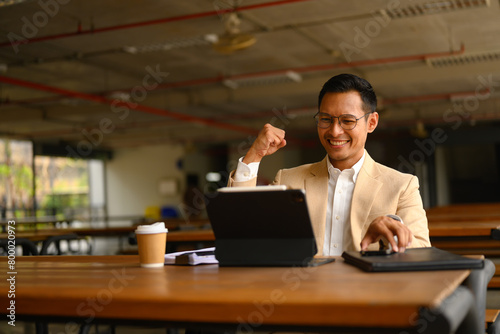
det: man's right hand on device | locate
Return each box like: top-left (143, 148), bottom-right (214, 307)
top-left (243, 124), bottom-right (286, 164)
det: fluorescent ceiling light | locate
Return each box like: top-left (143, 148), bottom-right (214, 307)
top-left (0, 0), bottom-right (29, 7)
top-left (123, 35), bottom-right (217, 54)
top-left (223, 71), bottom-right (302, 90)
top-left (427, 50), bottom-right (500, 67)
top-left (107, 91), bottom-right (131, 102)
top-left (382, 0), bottom-right (490, 19)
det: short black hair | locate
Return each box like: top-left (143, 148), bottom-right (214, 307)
top-left (318, 73), bottom-right (377, 113)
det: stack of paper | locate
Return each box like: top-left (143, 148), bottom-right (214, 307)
top-left (164, 247), bottom-right (218, 266)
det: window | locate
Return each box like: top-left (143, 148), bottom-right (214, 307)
top-left (0, 139), bottom-right (33, 218)
top-left (0, 138), bottom-right (106, 220)
top-left (35, 156), bottom-right (90, 219)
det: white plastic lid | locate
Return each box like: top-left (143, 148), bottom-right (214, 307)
top-left (135, 222), bottom-right (169, 234)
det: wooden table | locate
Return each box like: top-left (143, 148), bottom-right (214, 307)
top-left (0, 255), bottom-right (479, 333)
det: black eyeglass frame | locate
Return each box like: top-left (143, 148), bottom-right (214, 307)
top-left (313, 111), bottom-right (374, 130)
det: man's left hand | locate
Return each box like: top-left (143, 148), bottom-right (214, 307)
top-left (360, 216), bottom-right (412, 253)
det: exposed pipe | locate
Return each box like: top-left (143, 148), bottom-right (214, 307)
top-left (116, 44), bottom-right (467, 92)
top-left (0, 75), bottom-right (258, 136)
top-left (214, 86), bottom-right (490, 120)
top-left (0, 45), bottom-right (467, 107)
top-left (6, 87), bottom-right (495, 141)
top-left (0, 0), bottom-right (312, 48)
top-left (0, 45), bottom-right (469, 140)
top-left (224, 44), bottom-right (466, 81)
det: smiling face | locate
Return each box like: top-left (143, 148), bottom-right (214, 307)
top-left (318, 91), bottom-right (378, 170)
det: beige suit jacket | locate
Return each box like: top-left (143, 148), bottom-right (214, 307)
top-left (228, 151), bottom-right (431, 255)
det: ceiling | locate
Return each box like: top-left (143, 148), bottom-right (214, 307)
top-left (1, 0), bottom-right (500, 153)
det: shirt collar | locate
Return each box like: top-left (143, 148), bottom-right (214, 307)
top-left (327, 151), bottom-right (366, 183)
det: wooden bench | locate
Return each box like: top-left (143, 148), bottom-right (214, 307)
top-left (428, 221), bottom-right (500, 237)
top-left (427, 202), bottom-right (500, 223)
top-left (486, 309), bottom-right (500, 333)
top-left (486, 262), bottom-right (500, 288)
top-left (426, 203), bottom-right (500, 293)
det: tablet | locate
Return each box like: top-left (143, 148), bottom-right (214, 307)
top-left (206, 187), bottom-right (334, 267)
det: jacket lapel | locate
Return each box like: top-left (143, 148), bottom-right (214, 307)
top-left (348, 152), bottom-right (383, 250)
top-left (304, 156), bottom-right (329, 255)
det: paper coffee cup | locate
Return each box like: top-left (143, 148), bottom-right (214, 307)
top-left (135, 222), bottom-right (168, 268)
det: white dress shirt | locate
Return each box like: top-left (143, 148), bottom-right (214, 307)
top-left (323, 153), bottom-right (364, 256)
top-left (234, 157), bottom-right (260, 181)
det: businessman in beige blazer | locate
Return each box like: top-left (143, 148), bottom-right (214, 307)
top-left (228, 73), bottom-right (431, 256)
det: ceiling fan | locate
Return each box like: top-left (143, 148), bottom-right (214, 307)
top-left (211, 12), bottom-right (256, 54)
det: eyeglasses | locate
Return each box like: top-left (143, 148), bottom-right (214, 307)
top-left (313, 112), bottom-right (374, 130)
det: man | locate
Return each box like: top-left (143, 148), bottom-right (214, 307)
top-left (228, 73), bottom-right (430, 255)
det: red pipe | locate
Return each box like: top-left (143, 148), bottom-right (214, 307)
top-left (215, 86), bottom-right (483, 121)
top-left (223, 44), bottom-right (466, 81)
top-left (15, 85), bottom-right (489, 140)
top-left (0, 45), bottom-right (468, 135)
top-left (0, 0), bottom-right (312, 48)
top-left (104, 44), bottom-right (465, 95)
top-left (9, 91), bottom-right (500, 145)
top-left (0, 75), bottom-right (257, 135)
top-left (1, 45), bottom-right (467, 107)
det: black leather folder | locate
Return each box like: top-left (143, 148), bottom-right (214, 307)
top-left (206, 186), bottom-right (334, 267)
top-left (342, 247), bottom-right (484, 272)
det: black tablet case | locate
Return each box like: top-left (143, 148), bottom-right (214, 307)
top-left (342, 247), bottom-right (484, 272)
top-left (207, 188), bottom-right (333, 267)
